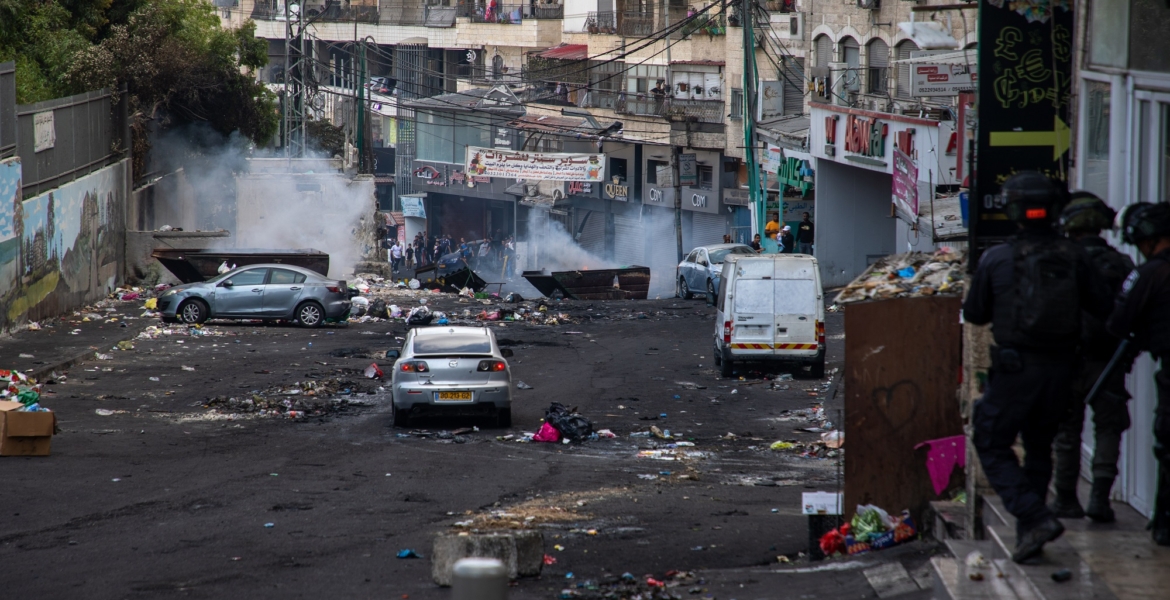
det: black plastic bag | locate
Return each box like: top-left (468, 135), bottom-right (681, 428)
top-left (406, 306), bottom-right (433, 326)
top-left (545, 402), bottom-right (593, 442)
top-left (369, 299), bottom-right (387, 318)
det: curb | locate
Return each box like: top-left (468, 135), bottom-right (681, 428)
top-left (26, 324), bottom-right (149, 382)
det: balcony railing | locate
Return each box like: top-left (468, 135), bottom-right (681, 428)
top-left (765, 0), bottom-right (795, 13)
top-left (467, 3), bottom-right (524, 23)
top-left (584, 11), bottom-right (618, 34)
top-left (534, 3), bottom-right (564, 19)
top-left (678, 12), bottom-right (726, 37)
top-left (619, 12), bottom-right (655, 37)
top-left (666, 98), bottom-right (725, 123)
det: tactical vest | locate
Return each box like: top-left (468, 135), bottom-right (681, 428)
top-left (1081, 241), bottom-right (1135, 359)
top-left (1003, 237), bottom-right (1083, 350)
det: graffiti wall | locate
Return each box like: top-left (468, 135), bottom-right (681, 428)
top-left (0, 158), bottom-right (128, 332)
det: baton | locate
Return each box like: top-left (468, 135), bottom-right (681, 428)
top-left (1085, 339), bottom-right (1131, 405)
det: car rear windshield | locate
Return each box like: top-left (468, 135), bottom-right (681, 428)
top-left (412, 336), bottom-right (493, 355)
top-left (709, 246), bottom-right (755, 263)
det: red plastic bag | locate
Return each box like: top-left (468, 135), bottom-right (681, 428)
top-left (533, 421), bottom-right (562, 443)
top-left (364, 363), bottom-right (384, 379)
top-left (819, 524), bottom-right (848, 556)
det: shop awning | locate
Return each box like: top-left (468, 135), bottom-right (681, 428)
top-left (539, 44), bottom-right (588, 61)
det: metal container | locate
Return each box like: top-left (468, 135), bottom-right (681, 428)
top-left (152, 248), bottom-right (330, 283)
top-left (523, 266), bottom-right (651, 300)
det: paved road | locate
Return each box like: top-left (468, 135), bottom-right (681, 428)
top-left (0, 294), bottom-right (936, 599)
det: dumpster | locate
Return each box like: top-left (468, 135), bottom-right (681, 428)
top-left (523, 266), bottom-right (651, 300)
top-left (152, 248), bottom-right (330, 283)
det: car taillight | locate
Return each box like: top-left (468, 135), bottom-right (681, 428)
top-left (723, 321), bottom-right (732, 344)
top-left (400, 361), bottom-right (429, 372)
top-left (326, 285), bottom-right (342, 293)
top-left (477, 360), bottom-right (507, 372)
top-left (816, 321), bottom-right (825, 347)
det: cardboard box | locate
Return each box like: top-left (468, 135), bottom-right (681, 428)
top-left (0, 400), bottom-right (56, 456)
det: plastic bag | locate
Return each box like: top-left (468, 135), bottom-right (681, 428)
top-left (851, 504), bottom-right (893, 542)
top-left (533, 421), bottom-right (562, 443)
top-left (369, 299), bottom-right (387, 318)
top-left (819, 524), bottom-right (847, 556)
top-left (364, 363), bottom-right (384, 379)
top-left (545, 402), bottom-right (594, 442)
top-left (406, 306), bottom-right (433, 326)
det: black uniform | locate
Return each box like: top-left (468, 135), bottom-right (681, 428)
top-left (1052, 237), bottom-right (1135, 491)
top-left (963, 231), bottom-right (1111, 535)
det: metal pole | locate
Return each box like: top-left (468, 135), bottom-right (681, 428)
top-left (664, 0), bottom-right (683, 263)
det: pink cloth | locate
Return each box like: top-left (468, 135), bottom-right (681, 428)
top-left (914, 435), bottom-right (966, 496)
top-left (533, 421), bottom-right (561, 443)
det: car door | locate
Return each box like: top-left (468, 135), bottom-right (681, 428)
top-left (729, 259), bottom-right (776, 355)
top-left (692, 249), bottom-right (711, 290)
top-left (214, 268), bottom-right (269, 317)
top-left (680, 250), bottom-right (698, 288)
top-left (772, 258), bottom-right (820, 356)
top-left (262, 268), bottom-right (308, 317)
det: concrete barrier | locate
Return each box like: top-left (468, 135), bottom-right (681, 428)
top-left (432, 530), bottom-right (544, 587)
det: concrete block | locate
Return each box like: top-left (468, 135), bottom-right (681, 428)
top-left (432, 530), bottom-right (544, 587)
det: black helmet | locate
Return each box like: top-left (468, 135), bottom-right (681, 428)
top-left (1059, 191), bottom-right (1116, 234)
top-left (1000, 171), bottom-right (1065, 225)
top-left (1119, 202), bottom-right (1170, 244)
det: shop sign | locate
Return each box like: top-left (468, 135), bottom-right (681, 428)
top-left (844, 114), bottom-right (888, 159)
top-left (647, 187), bottom-right (669, 204)
top-left (891, 147), bottom-right (919, 223)
top-left (823, 115), bottom-right (838, 157)
top-left (401, 196), bottom-right (426, 219)
top-left (690, 193), bottom-right (708, 209)
top-left (974, 1), bottom-right (1073, 247)
top-left (465, 147), bottom-right (606, 182)
top-left (413, 165), bottom-right (446, 186)
top-left (723, 189), bottom-right (750, 206)
top-left (603, 177), bottom-right (628, 201)
top-left (911, 63), bottom-right (977, 97)
top-left (568, 181), bottom-right (594, 196)
top-left (777, 157), bottom-right (813, 198)
top-left (678, 153), bottom-right (698, 187)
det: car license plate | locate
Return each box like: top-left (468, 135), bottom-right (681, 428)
top-left (436, 391), bottom-right (472, 402)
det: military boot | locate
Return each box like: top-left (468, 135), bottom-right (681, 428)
top-left (1048, 487), bottom-right (1085, 519)
top-left (1085, 478), bottom-right (1116, 523)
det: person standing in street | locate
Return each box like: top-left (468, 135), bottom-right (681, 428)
top-left (1106, 201), bottom-right (1170, 546)
top-left (796, 212), bottom-right (814, 254)
top-left (1049, 194), bottom-right (1135, 523)
top-left (389, 240), bottom-right (403, 274)
top-left (962, 172), bottom-right (1111, 563)
top-left (404, 243), bottom-right (415, 271)
top-left (779, 225), bottom-right (794, 254)
top-left (750, 233), bottom-right (762, 253)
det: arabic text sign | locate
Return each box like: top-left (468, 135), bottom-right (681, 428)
top-left (465, 147), bottom-right (606, 182)
top-left (678, 153), bottom-right (697, 187)
top-left (911, 63), bottom-right (977, 97)
top-left (891, 147), bottom-right (918, 222)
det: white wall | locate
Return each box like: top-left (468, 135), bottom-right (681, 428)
top-left (814, 159), bottom-right (897, 288)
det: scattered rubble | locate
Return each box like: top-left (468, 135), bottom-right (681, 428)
top-left (833, 248), bottom-right (965, 304)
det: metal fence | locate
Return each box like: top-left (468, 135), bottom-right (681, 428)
top-left (15, 88), bottom-right (130, 197)
top-left (0, 62), bottom-right (15, 160)
top-left (584, 11), bottom-right (618, 34)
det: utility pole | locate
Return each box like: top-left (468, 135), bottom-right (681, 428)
top-left (665, 0), bottom-right (683, 263)
top-left (283, 1), bottom-right (307, 159)
top-left (357, 39), bottom-right (366, 173)
top-left (741, 0), bottom-right (763, 239)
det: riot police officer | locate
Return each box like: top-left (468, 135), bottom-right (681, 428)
top-left (963, 172), bottom-right (1112, 563)
top-left (1050, 193), bottom-right (1135, 523)
top-left (1106, 201), bottom-right (1170, 546)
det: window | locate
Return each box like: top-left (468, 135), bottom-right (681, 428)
top-left (532, 135), bottom-right (562, 152)
top-left (866, 39), bottom-right (889, 95)
top-left (610, 157), bottom-right (628, 180)
top-left (226, 269), bottom-right (268, 286)
top-left (697, 165), bottom-right (713, 190)
top-left (814, 35), bottom-right (832, 68)
top-left (840, 37), bottom-right (860, 92)
top-left (895, 41), bottom-right (920, 98)
top-left (730, 88), bottom-right (744, 119)
top-left (1082, 80), bottom-right (1111, 200)
top-left (417, 111), bottom-right (491, 163)
top-left (269, 269), bottom-right (307, 285)
top-left (627, 64), bottom-right (667, 94)
top-left (588, 60), bottom-right (625, 108)
top-left (647, 159), bottom-right (669, 185)
top-left (685, 250), bottom-right (698, 263)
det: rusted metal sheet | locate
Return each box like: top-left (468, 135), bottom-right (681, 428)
top-left (843, 295), bottom-right (964, 526)
top-left (415, 264), bottom-right (490, 293)
top-left (152, 248), bottom-right (329, 283)
top-left (523, 266), bottom-right (650, 300)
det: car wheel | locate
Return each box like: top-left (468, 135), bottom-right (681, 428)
top-left (713, 348), bottom-right (722, 366)
top-left (720, 357), bottom-right (734, 378)
top-left (810, 352), bottom-right (826, 379)
top-left (178, 299), bottom-right (208, 324)
top-left (391, 401), bottom-right (410, 428)
top-left (706, 280), bottom-right (716, 304)
top-left (295, 301), bottom-right (324, 328)
top-left (677, 277), bottom-right (691, 299)
top-left (496, 407), bottom-right (512, 428)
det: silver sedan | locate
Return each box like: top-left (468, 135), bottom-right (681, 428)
top-left (388, 326), bottom-right (514, 428)
top-left (676, 243), bottom-right (756, 300)
top-left (156, 264), bottom-right (352, 328)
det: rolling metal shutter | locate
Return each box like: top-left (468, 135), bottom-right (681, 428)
top-left (782, 57), bottom-right (804, 115)
top-left (575, 210), bottom-right (606, 255)
top-left (691, 212), bottom-right (728, 247)
top-left (896, 41), bottom-right (919, 98)
top-left (815, 35), bottom-right (832, 68)
top-left (867, 39), bottom-right (889, 95)
top-left (614, 215), bottom-right (644, 266)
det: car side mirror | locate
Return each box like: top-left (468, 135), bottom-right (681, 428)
top-left (386, 349), bottom-right (401, 360)
top-left (221, 280), bottom-right (233, 288)
top-left (500, 348), bottom-right (514, 358)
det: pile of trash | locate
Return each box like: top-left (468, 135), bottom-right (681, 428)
top-left (833, 248), bottom-right (965, 304)
top-left (203, 378), bottom-right (371, 418)
top-left (558, 570), bottom-right (704, 600)
top-left (531, 403), bottom-right (595, 443)
top-left (0, 370), bottom-right (51, 412)
top-left (819, 504), bottom-right (918, 556)
top-left (137, 324), bottom-right (233, 340)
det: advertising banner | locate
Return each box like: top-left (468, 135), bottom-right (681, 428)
top-left (911, 63), bottom-right (977, 97)
top-left (892, 147), bottom-right (919, 223)
top-left (678, 153), bottom-right (697, 187)
top-left (465, 147), bottom-right (606, 182)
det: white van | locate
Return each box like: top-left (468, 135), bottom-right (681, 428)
top-left (713, 254), bottom-right (825, 378)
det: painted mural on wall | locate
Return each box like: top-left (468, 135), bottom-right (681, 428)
top-left (0, 158), bottom-right (126, 332)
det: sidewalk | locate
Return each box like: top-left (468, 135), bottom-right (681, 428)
top-left (1, 298), bottom-right (155, 381)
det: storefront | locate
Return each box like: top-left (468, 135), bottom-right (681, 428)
top-left (411, 162), bottom-right (516, 243)
top-left (809, 104), bottom-right (958, 287)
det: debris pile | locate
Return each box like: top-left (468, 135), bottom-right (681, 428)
top-left (1, 370), bottom-right (51, 412)
top-left (833, 248), bottom-right (965, 304)
top-left (558, 570), bottom-right (704, 600)
top-left (203, 377), bottom-right (373, 418)
top-left (819, 504), bottom-right (918, 556)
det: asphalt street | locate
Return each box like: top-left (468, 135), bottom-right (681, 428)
top-left (1, 294), bottom-right (937, 599)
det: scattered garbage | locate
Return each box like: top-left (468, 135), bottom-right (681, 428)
top-left (770, 441), bottom-right (796, 451)
top-left (516, 381), bottom-right (534, 390)
top-left (821, 430), bottom-right (844, 449)
top-left (533, 421), bottom-right (562, 443)
top-left (364, 363), bottom-right (384, 379)
top-left (544, 402), bottom-right (594, 443)
top-left (833, 248), bottom-right (966, 304)
top-left (396, 549), bottom-right (422, 559)
top-left (819, 504), bottom-right (918, 556)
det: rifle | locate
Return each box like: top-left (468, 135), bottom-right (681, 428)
top-left (1084, 339), bottom-right (1131, 406)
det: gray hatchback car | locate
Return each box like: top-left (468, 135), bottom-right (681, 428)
top-left (156, 264), bottom-right (352, 327)
top-left (388, 326), bottom-right (514, 428)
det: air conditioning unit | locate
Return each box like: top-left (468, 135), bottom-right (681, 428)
top-left (788, 13), bottom-right (803, 38)
top-left (857, 0), bottom-right (880, 9)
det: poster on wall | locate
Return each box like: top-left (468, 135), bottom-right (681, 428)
top-left (678, 153), bottom-right (698, 187)
top-left (911, 63), bottom-right (977, 97)
top-left (892, 147), bottom-right (919, 223)
top-left (465, 147), bottom-right (606, 182)
top-left (974, 0), bottom-right (1073, 254)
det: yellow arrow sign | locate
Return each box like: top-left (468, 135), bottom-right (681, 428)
top-left (989, 115), bottom-right (1071, 161)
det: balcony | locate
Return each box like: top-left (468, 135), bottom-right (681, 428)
top-left (459, 1), bottom-right (562, 23)
top-left (665, 98), bottom-right (724, 123)
top-left (764, 0), bottom-right (795, 13)
top-left (678, 12), bottom-right (726, 37)
top-left (584, 11), bottom-right (618, 34)
top-left (620, 12), bottom-right (655, 37)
